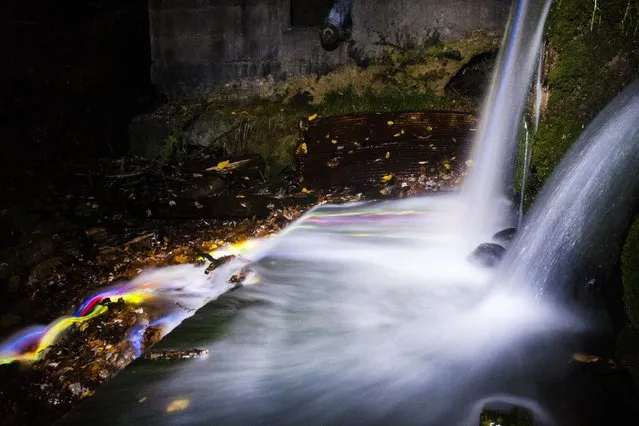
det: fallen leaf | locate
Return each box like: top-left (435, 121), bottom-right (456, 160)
top-left (166, 398), bottom-right (190, 413)
top-left (387, 120), bottom-right (394, 125)
top-left (217, 160), bottom-right (230, 170)
top-left (385, 152), bottom-right (391, 159)
top-left (301, 187), bottom-right (312, 194)
top-left (381, 174), bottom-right (393, 183)
top-left (393, 132), bottom-right (401, 137)
top-left (331, 139), bottom-right (337, 144)
top-left (299, 142), bottom-right (308, 154)
top-left (235, 195), bottom-right (245, 199)
top-left (308, 113), bottom-right (318, 121)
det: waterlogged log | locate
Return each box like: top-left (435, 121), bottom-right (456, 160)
top-left (296, 111), bottom-right (477, 189)
top-left (133, 195), bottom-right (317, 220)
top-left (143, 348), bottom-right (209, 361)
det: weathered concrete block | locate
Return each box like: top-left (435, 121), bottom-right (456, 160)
top-left (148, 0), bottom-right (511, 99)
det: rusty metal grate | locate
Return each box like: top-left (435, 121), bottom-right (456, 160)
top-left (295, 111), bottom-right (477, 189)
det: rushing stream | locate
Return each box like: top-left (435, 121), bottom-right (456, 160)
top-left (3, 0), bottom-right (639, 424)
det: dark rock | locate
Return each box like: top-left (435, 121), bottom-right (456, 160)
top-left (492, 227), bottom-right (517, 246)
top-left (184, 110), bottom-right (243, 149)
top-left (468, 242), bottom-right (506, 268)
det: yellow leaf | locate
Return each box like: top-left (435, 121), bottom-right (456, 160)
top-left (231, 111), bottom-right (237, 115)
top-left (381, 174), bottom-right (393, 183)
top-left (365, 137), bottom-right (370, 141)
top-left (243, 176), bottom-right (250, 180)
top-left (217, 160), bottom-right (230, 170)
top-left (166, 399), bottom-right (190, 413)
top-left (299, 143), bottom-right (308, 154)
top-left (387, 120), bottom-right (394, 125)
top-left (426, 126), bottom-right (433, 131)
top-left (331, 139), bottom-right (337, 144)
top-left (301, 187), bottom-right (312, 193)
top-left (385, 151), bottom-right (390, 159)
top-left (393, 132), bottom-right (401, 137)
top-left (235, 194), bottom-right (245, 199)
top-left (444, 163), bottom-right (451, 170)
top-left (308, 113), bottom-right (318, 121)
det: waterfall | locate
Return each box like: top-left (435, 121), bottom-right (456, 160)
top-left (463, 0), bottom-right (552, 247)
top-left (499, 79), bottom-right (639, 299)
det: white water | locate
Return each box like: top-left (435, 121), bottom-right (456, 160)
top-left (499, 78), bottom-right (639, 300)
top-left (68, 197), bottom-right (581, 425)
top-left (463, 0), bottom-right (552, 247)
top-left (40, 0), bottom-right (639, 424)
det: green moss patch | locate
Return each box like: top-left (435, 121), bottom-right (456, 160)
top-left (530, 0), bottom-right (639, 197)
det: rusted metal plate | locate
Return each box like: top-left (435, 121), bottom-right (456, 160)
top-left (296, 111), bottom-right (477, 189)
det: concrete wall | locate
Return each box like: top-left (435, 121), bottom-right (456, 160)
top-left (149, 0), bottom-right (511, 98)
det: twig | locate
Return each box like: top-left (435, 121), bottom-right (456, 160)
top-left (590, 0), bottom-right (600, 31)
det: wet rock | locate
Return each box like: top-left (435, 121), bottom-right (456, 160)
top-left (205, 255), bottom-right (236, 275)
top-left (492, 227), bottom-right (517, 246)
top-left (468, 242), bottom-right (506, 268)
top-left (184, 110), bottom-right (243, 149)
top-left (143, 326), bottom-right (163, 350)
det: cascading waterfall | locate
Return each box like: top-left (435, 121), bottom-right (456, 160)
top-left (6, 0), bottom-right (639, 424)
top-left (518, 40), bottom-right (545, 226)
top-left (499, 78), bottom-right (639, 300)
top-left (462, 0), bottom-right (552, 247)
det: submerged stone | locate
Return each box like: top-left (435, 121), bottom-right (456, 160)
top-left (492, 227), bottom-right (517, 246)
top-left (468, 242), bottom-right (506, 268)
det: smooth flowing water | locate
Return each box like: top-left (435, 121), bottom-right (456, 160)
top-left (56, 197), bottom-right (581, 425)
top-left (3, 0), bottom-right (638, 424)
top-left (462, 0), bottom-right (552, 246)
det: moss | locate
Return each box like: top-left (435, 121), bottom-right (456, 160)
top-left (622, 216), bottom-right (639, 328)
top-left (529, 0), bottom-right (639, 198)
top-left (479, 406), bottom-right (534, 426)
top-left (280, 29), bottom-right (501, 105)
top-left (528, 0), bottom-right (639, 374)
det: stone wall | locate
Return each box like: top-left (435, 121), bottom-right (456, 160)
top-left (149, 0), bottom-right (511, 98)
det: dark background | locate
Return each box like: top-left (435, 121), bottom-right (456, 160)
top-left (1, 0), bottom-right (155, 188)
